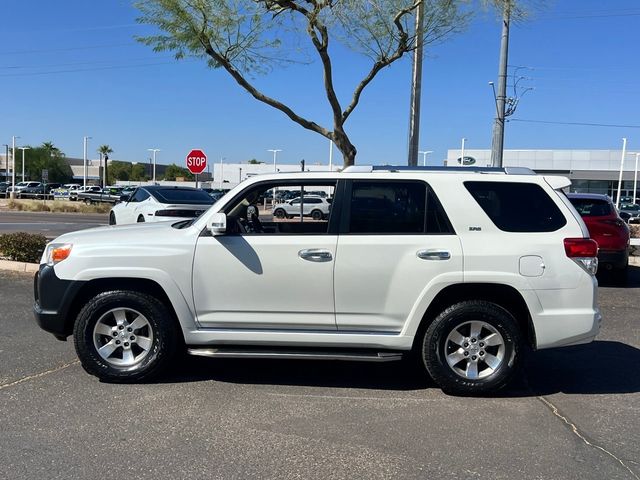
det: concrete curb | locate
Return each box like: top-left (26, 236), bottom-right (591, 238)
top-left (0, 259), bottom-right (39, 273)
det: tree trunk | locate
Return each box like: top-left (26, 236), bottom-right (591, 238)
top-left (332, 129), bottom-right (357, 168)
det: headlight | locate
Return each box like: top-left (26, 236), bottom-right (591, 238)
top-left (43, 243), bottom-right (73, 266)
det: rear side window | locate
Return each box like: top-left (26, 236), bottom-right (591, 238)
top-left (347, 181), bottom-right (454, 234)
top-left (465, 181), bottom-right (566, 232)
top-left (568, 198), bottom-right (612, 217)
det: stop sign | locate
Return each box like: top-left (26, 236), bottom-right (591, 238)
top-left (186, 149), bottom-right (207, 175)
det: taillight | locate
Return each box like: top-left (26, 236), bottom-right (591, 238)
top-left (564, 238), bottom-right (598, 275)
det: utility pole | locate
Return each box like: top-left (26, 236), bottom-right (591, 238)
top-left (490, 2), bottom-right (511, 167)
top-left (407, 1), bottom-right (425, 166)
top-left (19, 147), bottom-right (30, 181)
top-left (148, 148), bottom-right (160, 183)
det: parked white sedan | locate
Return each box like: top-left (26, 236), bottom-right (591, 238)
top-left (109, 186), bottom-right (214, 225)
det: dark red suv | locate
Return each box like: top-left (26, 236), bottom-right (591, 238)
top-left (567, 193), bottom-right (630, 279)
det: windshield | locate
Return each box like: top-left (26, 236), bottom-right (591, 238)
top-left (150, 188), bottom-right (214, 205)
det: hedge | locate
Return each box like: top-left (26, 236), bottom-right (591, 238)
top-left (0, 232), bottom-right (48, 263)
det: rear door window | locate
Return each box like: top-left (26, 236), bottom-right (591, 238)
top-left (345, 181), bottom-right (454, 235)
top-left (465, 181), bottom-right (566, 232)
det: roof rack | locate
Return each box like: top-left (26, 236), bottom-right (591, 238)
top-left (341, 165), bottom-right (536, 175)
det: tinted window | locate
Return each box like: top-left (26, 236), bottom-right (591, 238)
top-left (568, 197), bottom-right (612, 217)
top-left (465, 181), bottom-right (566, 232)
top-left (348, 181), bottom-right (426, 234)
top-left (150, 188), bottom-right (214, 205)
top-left (306, 198), bottom-right (322, 204)
top-left (130, 189), bottom-right (150, 203)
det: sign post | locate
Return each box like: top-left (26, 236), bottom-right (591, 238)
top-left (186, 149), bottom-right (207, 189)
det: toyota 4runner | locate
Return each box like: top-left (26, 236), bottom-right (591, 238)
top-left (34, 166), bottom-right (601, 394)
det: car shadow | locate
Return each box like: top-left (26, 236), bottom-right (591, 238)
top-left (158, 340), bottom-right (640, 397)
top-left (597, 264), bottom-right (640, 288)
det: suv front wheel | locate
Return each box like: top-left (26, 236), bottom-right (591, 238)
top-left (422, 301), bottom-right (522, 395)
top-left (73, 290), bottom-right (180, 382)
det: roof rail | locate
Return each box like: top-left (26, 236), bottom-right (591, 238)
top-left (341, 165), bottom-right (536, 175)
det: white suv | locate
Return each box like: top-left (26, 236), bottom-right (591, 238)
top-left (33, 166), bottom-right (601, 394)
top-left (273, 195), bottom-right (331, 220)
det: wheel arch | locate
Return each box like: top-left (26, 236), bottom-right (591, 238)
top-left (63, 277), bottom-right (185, 345)
top-left (412, 283), bottom-right (536, 352)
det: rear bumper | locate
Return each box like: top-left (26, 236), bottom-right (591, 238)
top-left (33, 265), bottom-right (84, 340)
top-left (598, 249), bottom-right (629, 269)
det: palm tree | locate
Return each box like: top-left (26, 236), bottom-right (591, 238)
top-left (41, 141), bottom-right (62, 157)
top-left (97, 145), bottom-right (113, 187)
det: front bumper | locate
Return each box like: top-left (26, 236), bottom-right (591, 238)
top-left (33, 265), bottom-right (84, 340)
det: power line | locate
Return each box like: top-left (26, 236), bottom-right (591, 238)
top-left (510, 119), bottom-right (640, 129)
top-left (0, 43), bottom-right (137, 56)
top-left (0, 60), bottom-right (192, 78)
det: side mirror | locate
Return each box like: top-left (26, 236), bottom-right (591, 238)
top-left (119, 194), bottom-right (130, 203)
top-left (207, 212), bottom-right (227, 235)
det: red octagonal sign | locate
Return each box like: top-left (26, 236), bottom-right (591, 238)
top-left (186, 149), bottom-right (207, 175)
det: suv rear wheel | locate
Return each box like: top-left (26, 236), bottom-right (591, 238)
top-left (73, 290), bottom-right (180, 382)
top-left (422, 301), bottom-right (522, 395)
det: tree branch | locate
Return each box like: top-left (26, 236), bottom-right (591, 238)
top-left (342, 2), bottom-right (418, 123)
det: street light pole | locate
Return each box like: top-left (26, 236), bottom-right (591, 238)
top-left (626, 152), bottom-right (640, 204)
top-left (19, 147), bottom-right (30, 181)
top-left (419, 150), bottom-right (433, 166)
top-left (328, 139), bottom-right (334, 171)
top-left (616, 138), bottom-right (627, 209)
top-left (219, 157), bottom-right (225, 190)
top-left (268, 149), bottom-right (282, 172)
top-left (10, 135), bottom-right (19, 199)
top-left (148, 149), bottom-right (160, 183)
top-left (460, 138), bottom-right (467, 166)
top-left (83, 136), bottom-right (91, 188)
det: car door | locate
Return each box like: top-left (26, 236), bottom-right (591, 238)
top-left (121, 188), bottom-right (150, 223)
top-left (192, 179), bottom-right (340, 330)
top-left (334, 179), bottom-right (463, 333)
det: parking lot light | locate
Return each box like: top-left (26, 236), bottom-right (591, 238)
top-left (19, 147), bottom-right (30, 182)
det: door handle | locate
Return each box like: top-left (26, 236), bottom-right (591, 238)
top-left (298, 249), bottom-right (333, 262)
top-left (417, 249), bottom-right (451, 261)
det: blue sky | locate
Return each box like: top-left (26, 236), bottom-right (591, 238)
top-left (1, 1), bottom-right (639, 167)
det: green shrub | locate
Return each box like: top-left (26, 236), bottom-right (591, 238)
top-left (0, 232), bottom-right (48, 263)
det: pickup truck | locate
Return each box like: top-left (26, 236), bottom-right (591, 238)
top-left (77, 187), bottom-right (122, 205)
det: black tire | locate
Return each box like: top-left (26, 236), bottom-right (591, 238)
top-left (422, 300), bottom-right (522, 395)
top-left (137, 215), bottom-right (145, 223)
top-left (73, 290), bottom-right (180, 382)
top-left (311, 209), bottom-right (323, 220)
top-left (274, 208), bottom-right (286, 219)
top-left (84, 198), bottom-right (92, 205)
top-left (108, 211), bottom-right (116, 225)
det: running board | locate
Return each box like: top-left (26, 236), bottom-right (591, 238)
top-left (187, 347), bottom-right (403, 362)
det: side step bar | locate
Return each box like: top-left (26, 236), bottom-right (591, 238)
top-left (187, 347), bottom-right (404, 362)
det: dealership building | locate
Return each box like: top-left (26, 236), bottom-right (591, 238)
top-left (446, 149), bottom-right (639, 200)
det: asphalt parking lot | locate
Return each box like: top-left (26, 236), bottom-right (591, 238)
top-left (0, 211), bottom-right (107, 237)
top-left (1, 269), bottom-right (639, 480)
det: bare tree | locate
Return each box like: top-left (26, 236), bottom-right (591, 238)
top-left (135, 0), bottom-right (468, 166)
